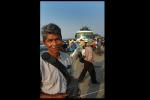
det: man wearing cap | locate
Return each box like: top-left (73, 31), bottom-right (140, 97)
top-left (78, 40), bottom-right (98, 84)
top-left (71, 40), bottom-right (98, 84)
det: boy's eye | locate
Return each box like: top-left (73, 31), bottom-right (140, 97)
top-left (47, 39), bottom-right (61, 43)
top-left (48, 40), bottom-right (53, 42)
top-left (55, 38), bottom-right (60, 41)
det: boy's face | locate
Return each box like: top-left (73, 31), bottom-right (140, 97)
top-left (43, 34), bottom-right (63, 54)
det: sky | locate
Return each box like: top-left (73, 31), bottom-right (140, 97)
top-left (40, 1), bottom-right (104, 40)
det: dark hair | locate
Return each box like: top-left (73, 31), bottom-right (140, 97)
top-left (41, 23), bottom-right (62, 40)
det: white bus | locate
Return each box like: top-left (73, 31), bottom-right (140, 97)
top-left (75, 30), bottom-right (95, 42)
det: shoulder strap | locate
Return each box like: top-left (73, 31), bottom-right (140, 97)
top-left (41, 52), bottom-right (71, 84)
top-left (78, 51), bottom-right (82, 58)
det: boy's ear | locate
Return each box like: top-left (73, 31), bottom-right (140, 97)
top-left (57, 40), bottom-right (64, 47)
top-left (60, 41), bottom-right (64, 46)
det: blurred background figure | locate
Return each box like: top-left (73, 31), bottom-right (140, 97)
top-left (78, 40), bottom-right (99, 84)
top-left (61, 41), bottom-right (68, 52)
top-left (67, 40), bottom-right (77, 53)
top-left (92, 39), bottom-right (97, 52)
top-left (96, 38), bottom-right (102, 56)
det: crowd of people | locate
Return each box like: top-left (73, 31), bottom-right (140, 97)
top-left (61, 37), bottom-right (104, 56)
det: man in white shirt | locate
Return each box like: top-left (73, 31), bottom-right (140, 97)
top-left (40, 23), bottom-right (73, 98)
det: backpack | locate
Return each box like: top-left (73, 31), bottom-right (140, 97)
top-left (78, 51), bottom-right (85, 63)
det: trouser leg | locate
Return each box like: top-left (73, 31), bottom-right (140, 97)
top-left (86, 61), bottom-right (97, 82)
top-left (78, 63), bottom-right (88, 81)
